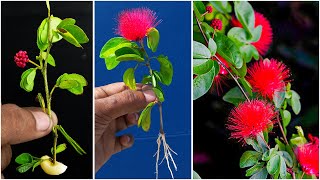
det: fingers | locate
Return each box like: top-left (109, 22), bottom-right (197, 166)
top-left (95, 88), bottom-right (156, 126)
top-left (1, 104), bottom-right (58, 145)
top-left (95, 82), bottom-right (147, 99)
top-left (115, 113), bottom-right (139, 132)
top-left (113, 135), bottom-right (134, 154)
top-left (1, 145), bottom-right (12, 171)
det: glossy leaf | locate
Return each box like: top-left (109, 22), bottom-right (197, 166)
top-left (57, 18), bottom-right (76, 29)
top-left (215, 33), bottom-right (243, 69)
top-left (193, 61), bottom-right (219, 100)
top-left (60, 24), bottom-right (89, 44)
top-left (208, 38), bottom-right (217, 56)
top-left (277, 151), bottom-right (293, 168)
top-left (273, 89), bottom-right (286, 109)
top-left (222, 87), bottom-right (246, 106)
top-left (279, 156), bottom-right (287, 179)
top-left (234, 1), bottom-right (255, 36)
top-left (240, 44), bottom-right (259, 63)
top-left (142, 75), bottom-right (152, 85)
top-left (267, 155), bottom-right (280, 175)
top-left (250, 167), bottom-right (268, 179)
top-left (157, 55), bottom-right (173, 85)
top-left (193, 1), bottom-right (206, 21)
top-left (123, 68), bottom-right (136, 90)
top-left (16, 163), bottom-right (33, 173)
top-left (138, 102), bottom-right (155, 131)
top-left (56, 73), bottom-right (87, 95)
top-left (239, 151), bottom-right (261, 168)
top-left (15, 153), bottom-right (33, 165)
top-left (147, 27), bottom-right (160, 52)
top-left (116, 53), bottom-right (144, 62)
top-left (193, 41), bottom-right (211, 59)
top-left (209, 1), bottom-right (232, 14)
top-left (153, 87), bottom-right (164, 102)
top-left (193, 59), bottom-right (213, 75)
top-left (32, 160), bottom-right (41, 172)
top-left (251, 26), bottom-right (262, 43)
top-left (193, 170), bottom-right (202, 179)
top-left (290, 90), bottom-right (301, 115)
top-left (41, 52), bottom-right (55, 67)
top-left (281, 109), bottom-right (291, 128)
top-left (275, 138), bottom-right (286, 151)
top-left (51, 143), bottom-right (67, 155)
top-left (246, 138), bottom-right (262, 152)
top-left (245, 162), bottom-right (264, 177)
top-left (20, 68), bottom-right (37, 92)
top-left (239, 77), bottom-right (252, 96)
top-left (227, 27), bottom-right (249, 46)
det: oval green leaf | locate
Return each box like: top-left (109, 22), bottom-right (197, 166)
top-left (153, 87), bottom-right (165, 103)
top-left (157, 55), bottom-right (173, 85)
top-left (123, 68), bottom-right (136, 90)
top-left (15, 153), bottom-right (33, 165)
top-left (193, 41), bottom-right (211, 59)
top-left (239, 150), bottom-right (261, 168)
top-left (147, 27), bottom-right (160, 52)
top-left (234, 1), bottom-right (255, 36)
top-left (193, 59), bottom-right (213, 75)
top-left (267, 155), bottom-right (280, 175)
top-left (138, 102), bottom-right (155, 132)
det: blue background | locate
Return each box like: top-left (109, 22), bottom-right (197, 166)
top-left (95, 1), bottom-right (191, 179)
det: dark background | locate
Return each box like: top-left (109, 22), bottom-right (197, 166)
top-left (194, 1), bottom-right (319, 178)
top-left (2, 1), bottom-right (92, 178)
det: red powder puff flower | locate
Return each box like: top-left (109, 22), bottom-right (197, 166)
top-left (116, 8), bottom-right (160, 41)
top-left (227, 100), bottom-right (276, 144)
top-left (231, 12), bottom-right (273, 56)
top-left (206, 6), bottom-right (213, 13)
top-left (296, 134), bottom-right (319, 177)
top-left (210, 54), bottom-right (229, 95)
top-left (246, 59), bottom-right (290, 100)
top-left (14, 50), bottom-right (29, 68)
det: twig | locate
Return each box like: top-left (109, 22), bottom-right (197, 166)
top-left (276, 112), bottom-right (289, 145)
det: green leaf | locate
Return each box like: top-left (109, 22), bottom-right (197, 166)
top-left (32, 160), bottom-right (41, 172)
top-left (60, 24), bottom-right (89, 44)
top-left (20, 68), bottom-right (37, 92)
top-left (239, 151), bottom-right (261, 168)
top-left (193, 61), bottom-right (219, 100)
top-left (240, 44), bottom-right (259, 63)
top-left (56, 125), bottom-right (86, 155)
top-left (281, 109), bottom-right (291, 128)
top-left (57, 18), bottom-right (76, 29)
top-left (193, 170), bottom-right (202, 179)
top-left (222, 87), bottom-right (246, 106)
top-left (193, 41), bottom-right (211, 59)
top-left (41, 52), bottom-right (55, 67)
top-left (256, 133), bottom-right (268, 153)
top-left (151, 73), bottom-right (157, 87)
top-left (116, 53), bottom-right (144, 62)
top-left (51, 143), bottom-right (67, 155)
top-left (153, 87), bottom-right (164, 103)
top-left (208, 38), bottom-right (217, 56)
top-left (245, 138), bottom-right (262, 152)
top-left (227, 27), bottom-right (249, 46)
top-left (138, 102), bottom-right (155, 131)
top-left (290, 90), bottom-right (301, 115)
top-left (275, 138), bottom-right (286, 151)
top-left (157, 55), bottom-right (173, 85)
top-left (251, 26), bottom-right (262, 43)
top-left (142, 75), bottom-right (152, 84)
top-left (290, 136), bottom-right (307, 147)
top-left (193, 59), bottom-right (213, 75)
top-left (277, 151), bottom-right (293, 168)
top-left (41, 16), bottom-right (63, 43)
top-left (279, 156), bottom-right (287, 179)
top-left (273, 89), bottom-right (286, 109)
top-left (147, 27), bottom-right (160, 52)
top-left (239, 77), bottom-right (252, 96)
top-left (267, 155), bottom-right (280, 175)
top-left (56, 73), bottom-right (87, 95)
top-left (215, 32), bottom-right (243, 69)
top-left (234, 1), bottom-right (255, 36)
top-left (16, 163), bottom-right (33, 173)
top-left (193, 1), bottom-right (206, 21)
top-left (201, 23), bottom-right (214, 40)
top-left (57, 28), bottom-right (82, 48)
top-left (262, 146), bottom-right (278, 161)
top-left (123, 68), bottom-right (136, 90)
top-left (209, 1), bottom-right (232, 14)
top-left (246, 162), bottom-right (265, 177)
top-left (15, 153), bottom-right (33, 165)
top-left (250, 167), bottom-right (268, 179)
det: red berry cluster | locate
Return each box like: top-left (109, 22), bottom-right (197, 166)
top-left (211, 19), bottom-right (222, 31)
top-left (14, 50), bottom-right (29, 68)
top-left (206, 6), bottom-right (213, 13)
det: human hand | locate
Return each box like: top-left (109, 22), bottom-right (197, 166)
top-left (95, 82), bottom-right (156, 172)
top-left (1, 104), bottom-right (58, 178)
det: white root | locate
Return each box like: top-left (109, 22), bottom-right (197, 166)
top-left (153, 133), bottom-right (178, 179)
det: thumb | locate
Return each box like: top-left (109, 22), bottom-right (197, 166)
top-left (1, 104), bottom-right (58, 145)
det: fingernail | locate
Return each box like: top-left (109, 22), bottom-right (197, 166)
top-left (122, 135), bottom-right (131, 145)
top-left (31, 111), bottom-right (51, 131)
top-left (143, 89), bottom-right (156, 102)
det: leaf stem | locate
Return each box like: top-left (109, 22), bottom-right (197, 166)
top-left (301, 172), bottom-right (305, 179)
top-left (28, 60), bottom-right (41, 68)
top-left (276, 112), bottom-right (289, 145)
top-left (193, 11), bottom-right (250, 101)
top-left (258, 133), bottom-right (270, 150)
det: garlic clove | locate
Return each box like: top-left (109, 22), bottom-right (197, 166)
top-left (40, 155), bottom-right (67, 175)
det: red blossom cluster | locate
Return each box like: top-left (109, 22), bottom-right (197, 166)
top-left (14, 50), bottom-right (29, 68)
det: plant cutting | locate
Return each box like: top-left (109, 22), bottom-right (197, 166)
top-left (13, 0), bottom-right (89, 175)
top-left (193, 1), bottom-right (318, 179)
top-left (99, 8), bottom-right (176, 178)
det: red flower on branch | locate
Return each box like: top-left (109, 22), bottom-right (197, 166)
top-left (232, 12), bottom-right (273, 56)
top-left (206, 6), bottom-right (213, 13)
top-left (227, 100), bottom-right (276, 144)
top-left (116, 8), bottom-right (160, 41)
top-left (296, 134), bottom-right (319, 177)
top-left (14, 50), bottom-right (29, 68)
top-left (246, 59), bottom-right (290, 100)
top-left (211, 19), bottom-right (222, 31)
